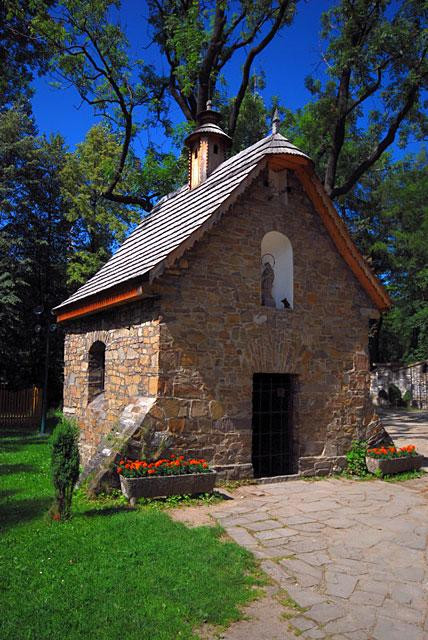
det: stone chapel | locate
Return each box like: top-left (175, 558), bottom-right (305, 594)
top-left (55, 104), bottom-right (391, 487)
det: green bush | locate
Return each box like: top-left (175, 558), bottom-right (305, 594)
top-left (388, 383), bottom-right (402, 407)
top-left (346, 440), bottom-right (368, 476)
top-left (50, 416), bottom-right (80, 520)
top-left (402, 390), bottom-right (412, 407)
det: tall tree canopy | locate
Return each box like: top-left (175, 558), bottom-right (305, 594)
top-left (24, 0), bottom-right (296, 210)
top-left (0, 105), bottom-right (69, 391)
top-left (1, 0), bottom-right (56, 107)
top-left (284, 0), bottom-right (427, 199)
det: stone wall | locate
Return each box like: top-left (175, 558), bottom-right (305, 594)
top-left (371, 361), bottom-right (428, 409)
top-left (63, 298), bottom-right (161, 465)
top-left (63, 168), bottom-right (381, 478)
top-left (153, 169), bottom-right (379, 477)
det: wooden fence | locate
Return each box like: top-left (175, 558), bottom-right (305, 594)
top-left (0, 386), bottom-right (42, 427)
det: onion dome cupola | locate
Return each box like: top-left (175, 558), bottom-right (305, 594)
top-left (185, 100), bottom-right (232, 189)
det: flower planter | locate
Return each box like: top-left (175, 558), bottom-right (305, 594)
top-left (366, 455), bottom-right (424, 476)
top-left (120, 471), bottom-right (217, 504)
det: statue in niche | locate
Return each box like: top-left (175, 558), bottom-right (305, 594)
top-left (261, 257), bottom-right (276, 307)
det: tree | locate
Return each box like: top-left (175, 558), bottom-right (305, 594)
top-left (0, 105), bottom-right (70, 392)
top-left (375, 151), bottom-right (428, 363)
top-left (60, 124), bottom-right (186, 286)
top-left (284, 0), bottom-right (427, 199)
top-left (28, 0), bottom-right (296, 210)
top-left (50, 416), bottom-right (80, 520)
top-left (1, 0), bottom-right (56, 107)
top-left (149, 0), bottom-right (296, 131)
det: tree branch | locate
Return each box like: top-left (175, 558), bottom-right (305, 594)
top-left (228, 1), bottom-right (292, 136)
top-left (331, 84), bottom-right (421, 199)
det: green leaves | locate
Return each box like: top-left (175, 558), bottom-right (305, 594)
top-left (289, 0), bottom-right (427, 197)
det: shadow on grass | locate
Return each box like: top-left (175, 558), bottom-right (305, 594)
top-left (0, 488), bottom-right (20, 500)
top-left (0, 496), bottom-right (52, 533)
top-left (0, 432), bottom-right (50, 454)
top-left (82, 505), bottom-right (135, 517)
top-left (0, 463), bottom-right (39, 476)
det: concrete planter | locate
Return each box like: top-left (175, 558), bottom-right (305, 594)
top-left (120, 471), bottom-right (216, 504)
top-left (366, 455), bottom-right (424, 476)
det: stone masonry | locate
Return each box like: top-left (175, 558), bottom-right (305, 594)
top-left (63, 169), bottom-right (381, 480)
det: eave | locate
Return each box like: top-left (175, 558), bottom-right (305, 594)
top-left (56, 285), bottom-right (146, 323)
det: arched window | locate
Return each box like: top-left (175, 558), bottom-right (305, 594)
top-left (88, 341), bottom-right (106, 402)
top-left (261, 231), bottom-right (293, 309)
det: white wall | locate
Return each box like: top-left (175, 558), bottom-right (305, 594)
top-left (261, 231), bottom-right (293, 309)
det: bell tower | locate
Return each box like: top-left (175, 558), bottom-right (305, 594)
top-left (185, 101), bottom-right (232, 189)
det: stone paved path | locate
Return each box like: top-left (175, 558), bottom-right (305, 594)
top-left (380, 409), bottom-right (428, 468)
top-left (210, 477), bottom-right (428, 640)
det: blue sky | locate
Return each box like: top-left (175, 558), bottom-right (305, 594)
top-left (31, 0), bottom-right (334, 151)
top-left (31, 0), bottom-right (422, 158)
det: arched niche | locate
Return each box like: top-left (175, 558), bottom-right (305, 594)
top-left (88, 340), bottom-right (106, 402)
top-left (261, 231), bottom-right (293, 309)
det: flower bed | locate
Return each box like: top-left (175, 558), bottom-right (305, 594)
top-left (366, 445), bottom-right (424, 475)
top-left (367, 445), bottom-right (419, 459)
top-left (115, 456), bottom-right (216, 503)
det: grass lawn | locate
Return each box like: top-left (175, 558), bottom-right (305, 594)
top-left (0, 429), bottom-right (261, 640)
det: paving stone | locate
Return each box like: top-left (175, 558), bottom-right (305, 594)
top-left (323, 611), bottom-right (376, 635)
top-left (298, 500), bottom-right (341, 513)
top-left (389, 582), bottom-right (425, 606)
top-left (395, 533), bottom-right (427, 551)
top-left (284, 584), bottom-right (327, 609)
top-left (345, 630), bottom-right (374, 640)
top-left (348, 589), bottom-right (384, 607)
top-left (327, 545), bottom-right (365, 561)
top-left (276, 514), bottom-right (317, 525)
top-left (244, 519), bottom-right (283, 531)
top-left (372, 617), bottom-right (426, 640)
top-left (306, 602), bottom-right (347, 624)
top-left (322, 517), bottom-right (355, 529)
top-left (391, 565), bottom-right (425, 583)
top-left (380, 599), bottom-right (425, 625)
top-left (226, 526), bottom-right (258, 546)
top-left (251, 546), bottom-right (292, 559)
top-left (212, 472), bottom-right (428, 640)
top-left (328, 559), bottom-right (371, 576)
top-left (254, 527), bottom-right (299, 540)
top-left (324, 571), bottom-right (358, 598)
top-left (289, 616), bottom-right (315, 632)
top-left (287, 537), bottom-right (328, 554)
top-left (298, 551), bottom-right (332, 566)
top-left (261, 537), bottom-right (294, 548)
top-left (279, 557), bottom-right (323, 580)
top-left (356, 578), bottom-right (390, 596)
top-left (304, 629), bottom-right (325, 639)
top-left (290, 522), bottom-right (326, 532)
top-left (260, 560), bottom-right (294, 588)
top-left (218, 516), bottom-right (254, 526)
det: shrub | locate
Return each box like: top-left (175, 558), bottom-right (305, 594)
top-left (388, 383), bottom-right (402, 407)
top-left (402, 390), bottom-right (412, 407)
top-left (50, 416), bottom-right (80, 520)
top-left (345, 440), bottom-right (368, 476)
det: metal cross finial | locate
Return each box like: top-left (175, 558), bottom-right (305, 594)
top-left (272, 107), bottom-right (280, 134)
top-left (206, 99), bottom-right (212, 110)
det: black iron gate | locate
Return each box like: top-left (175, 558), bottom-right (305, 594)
top-left (251, 373), bottom-right (294, 477)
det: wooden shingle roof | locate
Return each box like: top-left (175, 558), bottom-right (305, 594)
top-left (55, 132), bottom-right (391, 317)
top-left (55, 133), bottom-right (309, 312)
